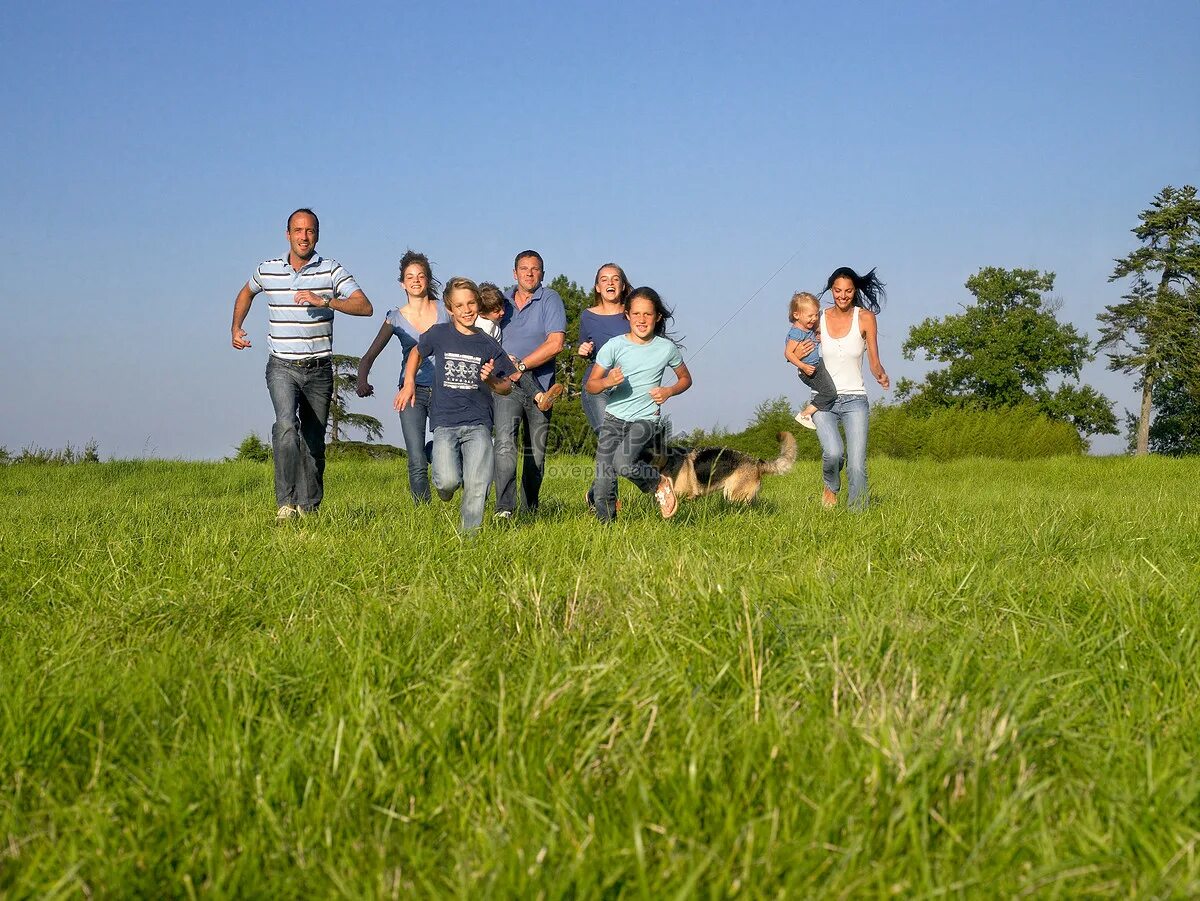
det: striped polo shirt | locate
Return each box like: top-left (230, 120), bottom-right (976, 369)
top-left (247, 253), bottom-right (361, 360)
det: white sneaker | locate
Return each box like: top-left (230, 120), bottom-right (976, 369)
top-left (795, 413), bottom-right (816, 430)
top-left (276, 504), bottom-right (298, 522)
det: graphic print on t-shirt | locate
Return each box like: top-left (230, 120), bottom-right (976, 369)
top-left (443, 352), bottom-right (483, 390)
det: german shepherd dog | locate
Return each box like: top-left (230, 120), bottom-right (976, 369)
top-left (651, 432), bottom-right (797, 504)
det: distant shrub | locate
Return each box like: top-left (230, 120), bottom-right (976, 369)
top-left (670, 396), bottom-right (820, 460)
top-left (233, 433), bottom-right (271, 463)
top-left (870, 404), bottom-right (1084, 460)
top-left (8, 440), bottom-right (100, 465)
top-left (325, 441), bottom-right (405, 461)
top-left (674, 397), bottom-right (1082, 462)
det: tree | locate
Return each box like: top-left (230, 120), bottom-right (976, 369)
top-left (1098, 185), bottom-right (1200, 455)
top-left (328, 354), bottom-right (384, 443)
top-left (896, 267), bottom-right (1117, 437)
top-left (547, 273), bottom-right (591, 399)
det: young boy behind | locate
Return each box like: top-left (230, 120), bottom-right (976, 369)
top-left (476, 282), bottom-right (564, 413)
top-left (784, 292), bottom-right (838, 429)
top-left (395, 277), bottom-right (515, 531)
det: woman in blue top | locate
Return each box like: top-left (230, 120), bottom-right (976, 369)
top-left (577, 263), bottom-right (634, 432)
top-left (578, 263), bottom-right (635, 511)
top-left (356, 250), bottom-right (450, 503)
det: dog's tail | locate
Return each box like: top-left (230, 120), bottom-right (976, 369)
top-left (758, 431), bottom-right (797, 475)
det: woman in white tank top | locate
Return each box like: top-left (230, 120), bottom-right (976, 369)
top-left (805, 267), bottom-right (890, 510)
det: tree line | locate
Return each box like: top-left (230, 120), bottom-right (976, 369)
top-left (330, 185), bottom-right (1198, 456)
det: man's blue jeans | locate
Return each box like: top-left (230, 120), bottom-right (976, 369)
top-left (492, 382), bottom-right (550, 515)
top-left (266, 355), bottom-right (332, 509)
top-left (813, 394), bottom-right (870, 510)
top-left (398, 384), bottom-right (434, 503)
top-left (593, 414), bottom-right (663, 523)
top-left (431, 424), bottom-right (494, 532)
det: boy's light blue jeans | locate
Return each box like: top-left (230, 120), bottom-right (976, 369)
top-left (431, 424), bottom-right (494, 532)
top-left (813, 394), bottom-right (870, 511)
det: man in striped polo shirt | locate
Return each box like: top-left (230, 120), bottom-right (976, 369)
top-left (231, 208), bottom-right (373, 521)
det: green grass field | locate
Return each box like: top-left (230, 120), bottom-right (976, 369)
top-left (2, 455), bottom-right (1198, 897)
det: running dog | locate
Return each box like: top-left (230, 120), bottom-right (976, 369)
top-left (651, 431), bottom-right (797, 504)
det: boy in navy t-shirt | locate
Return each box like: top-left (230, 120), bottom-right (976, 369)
top-left (396, 277), bottom-right (515, 531)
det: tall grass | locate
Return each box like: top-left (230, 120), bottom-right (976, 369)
top-left (870, 405), bottom-right (1084, 459)
top-left (0, 456), bottom-right (1196, 896)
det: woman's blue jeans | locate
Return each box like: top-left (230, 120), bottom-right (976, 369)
top-left (813, 394), bottom-right (870, 510)
top-left (398, 384), bottom-right (434, 503)
top-left (581, 388), bottom-right (609, 434)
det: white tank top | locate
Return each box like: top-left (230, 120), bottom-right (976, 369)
top-left (820, 307), bottom-right (866, 395)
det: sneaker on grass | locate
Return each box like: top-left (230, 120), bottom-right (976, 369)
top-left (276, 504), bottom-right (298, 522)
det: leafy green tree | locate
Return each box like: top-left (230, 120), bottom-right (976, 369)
top-left (1098, 185), bottom-right (1200, 455)
top-left (328, 353), bottom-right (384, 443)
top-left (896, 267), bottom-right (1117, 437)
top-left (548, 273), bottom-right (591, 398)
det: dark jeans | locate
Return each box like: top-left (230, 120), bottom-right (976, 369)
top-left (492, 381), bottom-right (550, 515)
top-left (593, 413), bottom-right (663, 523)
top-left (266, 355), bottom-right (332, 509)
top-left (799, 360), bottom-right (838, 412)
top-left (398, 384), bottom-right (434, 503)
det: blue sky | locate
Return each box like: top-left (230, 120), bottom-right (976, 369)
top-left (4, 0), bottom-right (1197, 458)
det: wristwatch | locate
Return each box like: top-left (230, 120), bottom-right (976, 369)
top-left (516, 359), bottom-right (526, 372)
top-left (322, 296), bottom-right (333, 309)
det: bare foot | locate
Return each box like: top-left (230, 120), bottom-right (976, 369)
top-left (822, 487), bottom-right (837, 508)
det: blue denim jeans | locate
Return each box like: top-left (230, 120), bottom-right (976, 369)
top-left (266, 355), bottom-right (333, 509)
top-left (813, 394), bottom-right (870, 510)
top-left (492, 381), bottom-right (550, 515)
top-left (581, 388), bottom-right (609, 434)
top-left (593, 414), bottom-right (663, 523)
top-left (398, 384), bottom-right (434, 503)
top-left (431, 424), bottom-right (495, 532)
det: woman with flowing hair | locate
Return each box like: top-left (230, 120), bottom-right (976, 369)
top-left (802, 266), bottom-right (890, 510)
top-left (356, 250), bottom-right (448, 503)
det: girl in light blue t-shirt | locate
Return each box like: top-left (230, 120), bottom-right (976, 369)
top-left (585, 287), bottom-right (692, 522)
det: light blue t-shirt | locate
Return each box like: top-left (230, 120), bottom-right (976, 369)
top-left (594, 335), bottom-right (684, 422)
top-left (787, 326), bottom-right (821, 366)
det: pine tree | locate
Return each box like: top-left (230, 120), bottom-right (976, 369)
top-left (1098, 185), bottom-right (1200, 455)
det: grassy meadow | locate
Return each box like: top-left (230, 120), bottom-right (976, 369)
top-left (1, 450), bottom-right (1198, 897)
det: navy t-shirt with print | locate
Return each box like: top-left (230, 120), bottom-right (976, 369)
top-left (418, 324), bottom-right (515, 430)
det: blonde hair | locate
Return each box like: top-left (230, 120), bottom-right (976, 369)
top-left (477, 281), bottom-right (505, 315)
top-left (443, 276), bottom-right (481, 308)
top-left (789, 291), bottom-right (820, 321)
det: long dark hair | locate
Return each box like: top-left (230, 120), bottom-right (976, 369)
top-left (398, 249), bottom-right (441, 303)
top-left (625, 286), bottom-right (681, 343)
top-left (820, 266), bottom-right (886, 314)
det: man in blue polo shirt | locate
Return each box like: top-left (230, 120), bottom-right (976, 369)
top-left (493, 250), bottom-right (567, 518)
top-left (230, 208), bottom-right (373, 522)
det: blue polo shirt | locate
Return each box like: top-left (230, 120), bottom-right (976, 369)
top-left (500, 284), bottom-right (567, 391)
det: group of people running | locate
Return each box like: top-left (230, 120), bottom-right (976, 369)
top-left (230, 208), bottom-right (889, 531)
